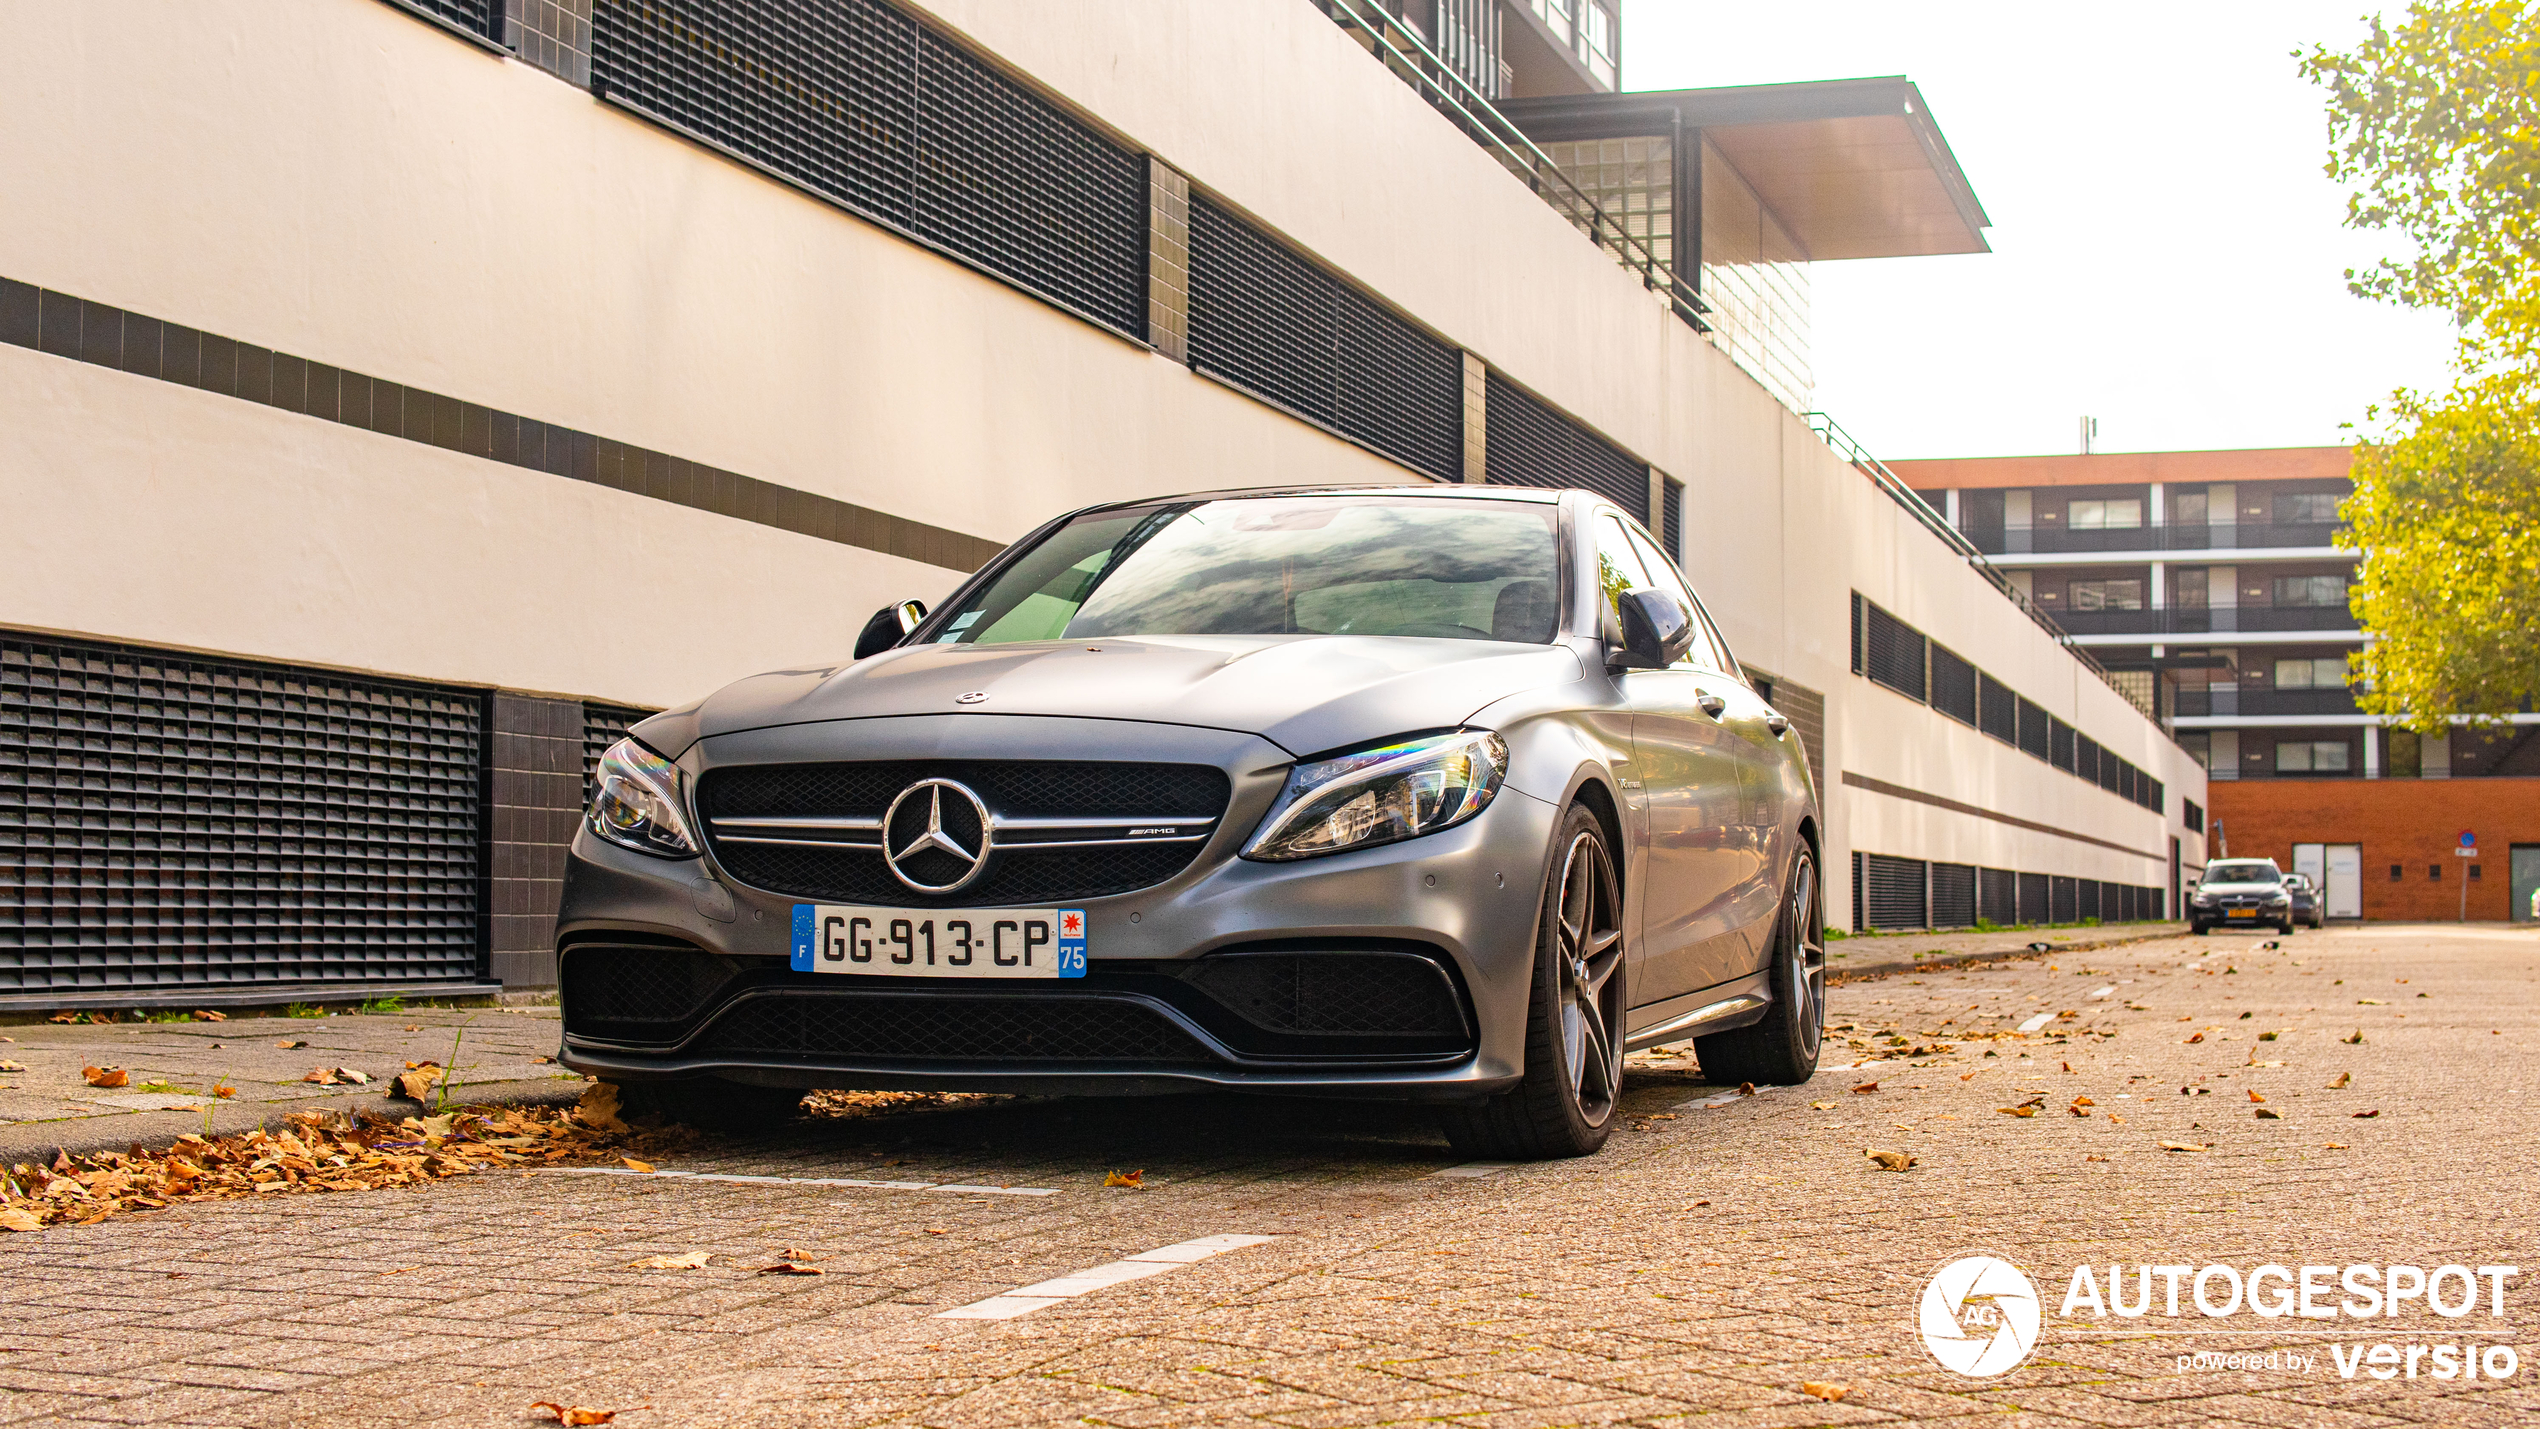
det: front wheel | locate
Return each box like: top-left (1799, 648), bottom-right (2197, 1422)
top-left (1439, 803), bottom-right (1626, 1161)
top-left (1693, 848), bottom-right (1825, 1086)
top-left (2193, 923), bottom-right (2211, 936)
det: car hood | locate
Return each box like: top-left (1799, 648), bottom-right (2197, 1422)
top-left (2198, 881), bottom-right (2285, 894)
top-left (635, 635), bottom-right (1586, 760)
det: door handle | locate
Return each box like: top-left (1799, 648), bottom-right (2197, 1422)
top-left (1765, 713), bottom-right (1791, 737)
top-left (1697, 693), bottom-right (1728, 718)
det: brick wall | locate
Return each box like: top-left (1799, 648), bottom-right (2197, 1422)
top-left (2207, 777), bottom-right (2539, 921)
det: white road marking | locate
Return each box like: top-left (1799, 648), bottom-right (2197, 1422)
top-left (2016, 1013), bottom-right (2057, 1033)
top-left (555, 1168), bottom-right (1059, 1196)
top-left (2087, 986), bottom-right (2118, 999)
top-left (935, 1234), bottom-right (1277, 1320)
top-left (1432, 1161), bottom-right (1516, 1178)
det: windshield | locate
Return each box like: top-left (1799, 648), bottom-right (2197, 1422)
top-left (2205, 861), bottom-right (2282, 885)
top-left (932, 496), bottom-right (1563, 645)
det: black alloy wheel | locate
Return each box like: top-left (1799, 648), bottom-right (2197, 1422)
top-left (1693, 848), bottom-right (1826, 1087)
top-left (1439, 803), bottom-right (1626, 1160)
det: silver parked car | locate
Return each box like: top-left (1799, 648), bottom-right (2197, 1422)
top-left (559, 486), bottom-right (1823, 1159)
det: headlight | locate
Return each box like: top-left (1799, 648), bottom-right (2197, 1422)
top-left (588, 738), bottom-right (699, 858)
top-left (2191, 892), bottom-right (2215, 907)
top-left (1243, 730), bottom-right (1508, 862)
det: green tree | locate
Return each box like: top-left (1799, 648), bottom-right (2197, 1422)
top-left (2303, 2), bottom-right (2540, 726)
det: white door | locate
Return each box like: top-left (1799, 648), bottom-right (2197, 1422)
top-left (2293, 843), bottom-right (2325, 886)
top-left (2325, 844), bottom-right (2362, 919)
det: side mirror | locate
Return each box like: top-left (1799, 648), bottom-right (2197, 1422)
top-left (1610, 587), bottom-right (1693, 670)
top-left (853, 599), bottom-right (928, 659)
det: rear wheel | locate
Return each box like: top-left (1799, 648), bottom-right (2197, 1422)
top-left (611, 1077), bottom-right (804, 1132)
top-left (1694, 849), bottom-right (1825, 1087)
top-left (1439, 804), bottom-right (1625, 1161)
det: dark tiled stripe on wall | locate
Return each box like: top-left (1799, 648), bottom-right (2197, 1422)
top-left (1841, 770), bottom-right (2164, 863)
top-left (0, 277), bottom-right (1004, 574)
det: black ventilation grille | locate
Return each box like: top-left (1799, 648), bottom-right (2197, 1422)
top-left (1929, 863), bottom-right (1976, 929)
top-left (1861, 855), bottom-right (1928, 931)
top-left (1186, 196), bottom-right (1462, 480)
top-left (2018, 871), bottom-right (2050, 925)
top-left (2074, 732), bottom-right (2101, 785)
top-left (1182, 953), bottom-right (1465, 1036)
top-left (560, 941), bottom-right (742, 1043)
top-left (0, 635), bottom-right (482, 991)
top-left (1979, 867), bottom-right (2018, 926)
top-left (1978, 671), bottom-right (2016, 744)
top-left (1861, 601), bottom-right (1927, 701)
top-left (592, 0), bottom-right (1145, 337)
top-left (2050, 876), bottom-right (2079, 924)
top-left (1483, 370), bottom-right (1648, 522)
top-left (1930, 644), bottom-right (1976, 726)
top-left (2016, 697), bottom-right (2050, 761)
top-left (389, 0), bottom-right (497, 39)
top-left (697, 991), bottom-right (1214, 1064)
top-left (1662, 478), bottom-right (1683, 560)
top-left (699, 760), bottom-right (1231, 908)
top-left (582, 702), bottom-right (652, 804)
top-left (2049, 717), bottom-right (2076, 773)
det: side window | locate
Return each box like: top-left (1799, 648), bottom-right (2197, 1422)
top-left (1624, 526), bottom-right (1721, 671)
top-left (1593, 515), bottom-right (1652, 636)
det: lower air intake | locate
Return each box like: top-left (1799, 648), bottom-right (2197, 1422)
top-left (694, 993), bottom-right (1214, 1065)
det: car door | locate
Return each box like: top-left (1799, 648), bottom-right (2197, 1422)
top-left (1594, 514), bottom-right (1748, 1007)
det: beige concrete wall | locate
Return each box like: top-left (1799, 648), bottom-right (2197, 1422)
top-left (0, 0), bottom-right (2203, 910)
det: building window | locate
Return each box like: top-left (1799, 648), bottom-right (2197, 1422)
top-left (2183, 797), bottom-right (2204, 833)
top-left (2068, 498), bottom-right (2143, 530)
top-left (2274, 739), bottom-right (2351, 774)
top-left (2275, 492), bottom-right (2342, 524)
top-left (2390, 863), bottom-right (2404, 881)
top-left (1578, 0), bottom-right (1616, 84)
top-left (2471, 863), bottom-right (2483, 880)
top-left (2172, 490), bottom-right (2210, 524)
top-left (2272, 656), bottom-right (2347, 689)
top-left (2273, 574), bottom-right (2351, 607)
top-left (2430, 863), bottom-right (2443, 881)
top-left (2069, 578), bottom-right (2145, 611)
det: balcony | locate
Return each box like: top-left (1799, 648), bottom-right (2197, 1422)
top-left (2173, 687), bottom-right (2362, 719)
top-left (1965, 521), bottom-right (2344, 557)
top-left (2047, 606), bottom-right (2362, 637)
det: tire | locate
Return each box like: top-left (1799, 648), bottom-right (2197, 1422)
top-left (2280, 921), bottom-right (2297, 935)
top-left (2194, 923), bottom-right (2210, 936)
top-left (1438, 803), bottom-right (1627, 1161)
top-left (1693, 847), bottom-right (1826, 1087)
top-left (611, 1077), bottom-right (804, 1132)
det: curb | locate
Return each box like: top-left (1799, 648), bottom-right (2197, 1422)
top-left (1828, 925), bottom-right (2191, 983)
top-left (0, 1077), bottom-right (587, 1164)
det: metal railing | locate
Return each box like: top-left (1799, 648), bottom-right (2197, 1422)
top-left (1315, 0), bottom-right (1705, 328)
top-left (1805, 412), bottom-right (2145, 714)
top-left (1969, 520), bottom-right (2349, 557)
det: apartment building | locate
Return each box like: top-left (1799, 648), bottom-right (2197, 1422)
top-left (1894, 447), bottom-right (2540, 922)
top-left (0, 0), bottom-right (2200, 1008)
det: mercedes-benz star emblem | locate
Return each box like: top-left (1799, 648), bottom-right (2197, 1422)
top-left (880, 778), bottom-right (993, 893)
top-left (953, 691), bottom-right (988, 705)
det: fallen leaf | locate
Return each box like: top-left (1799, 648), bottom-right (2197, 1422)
top-left (2085, 1154), bottom-right (2110, 1162)
top-left (1103, 1169), bottom-right (1145, 1188)
top-left (48, 1011), bottom-right (80, 1024)
top-left (2159, 1141), bottom-right (2209, 1153)
top-left (2341, 1030), bottom-right (2364, 1045)
top-left (391, 1067), bottom-right (444, 1102)
top-left (2259, 1030), bottom-right (2279, 1041)
top-left (2248, 1090), bottom-right (2266, 1103)
top-left (2057, 1010), bottom-right (2079, 1020)
top-left (190, 1010), bottom-right (226, 1022)
top-left (922, 1227), bottom-right (950, 1235)
top-left (2107, 1112), bottom-right (2126, 1124)
top-left (2352, 1109), bottom-right (2380, 1119)
top-left (628, 1251), bottom-right (711, 1270)
top-left (2324, 1142), bottom-right (2348, 1150)
top-left (530, 1404), bottom-right (646, 1426)
top-left (275, 1040), bottom-right (308, 1050)
top-left (2357, 999), bottom-right (2386, 1006)
top-left (1865, 1149), bottom-right (1914, 1172)
top-left (1958, 1071), bottom-right (1978, 1081)
top-left (1798, 1381), bottom-right (1850, 1402)
top-left (0, 1208), bottom-right (42, 1232)
top-left (1998, 1105), bottom-right (2038, 1117)
top-left (755, 1261), bottom-right (824, 1275)
top-left (0, 1060), bottom-right (20, 1072)
top-left (2328, 1072), bottom-right (2352, 1089)
top-left (2255, 1108), bottom-right (2282, 1120)
top-left (1809, 1100), bottom-right (1836, 1109)
top-left (212, 1083), bottom-right (236, 1099)
top-left (2061, 1061), bottom-right (2075, 1073)
top-left (621, 1158), bottom-right (656, 1174)
top-left (1850, 1081), bottom-right (1879, 1095)
top-left (82, 1066), bottom-right (129, 1089)
top-left (577, 1082), bottom-right (629, 1135)
top-left (2239, 1011), bottom-right (2253, 1020)
top-left (403, 1024), bottom-right (422, 1032)
top-left (2184, 1033), bottom-right (2205, 1044)
top-left (534, 1055), bottom-right (557, 1065)
top-left (1737, 1082), bottom-right (1757, 1096)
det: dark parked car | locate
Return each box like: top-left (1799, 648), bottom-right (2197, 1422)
top-left (2189, 859), bottom-right (2296, 935)
top-left (559, 486), bottom-right (1824, 1159)
top-left (2283, 873), bottom-right (2325, 928)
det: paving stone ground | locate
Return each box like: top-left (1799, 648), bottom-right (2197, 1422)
top-left (2, 923), bottom-right (2535, 1428)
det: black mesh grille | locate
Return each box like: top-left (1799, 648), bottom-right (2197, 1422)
top-left (2074, 732), bottom-right (2100, 785)
top-left (592, 0), bottom-right (1145, 337)
top-left (2018, 871), bottom-right (2050, 925)
top-left (0, 635), bottom-right (482, 991)
top-left (1930, 644), bottom-right (1976, 726)
top-left (2050, 876), bottom-right (2079, 924)
top-left (1182, 953), bottom-right (1463, 1035)
top-left (561, 942), bottom-right (740, 1040)
top-left (697, 992), bottom-right (1214, 1064)
top-left (582, 702), bottom-right (651, 804)
top-left (1483, 370), bottom-right (1648, 522)
top-left (390, 0), bottom-right (497, 39)
top-left (1861, 601), bottom-right (1927, 701)
top-left (1979, 867), bottom-right (2017, 926)
top-left (1186, 196), bottom-right (1461, 480)
top-left (2049, 718), bottom-right (2076, 773)
top-left (1862, 855), bottom-right (1928, 931)
top-left (700, 760), bottom-right (1231, 907)
top-left (1979, 671), bottom-right (2015, 744)
top-left (1662, 478), bottom-right (1683, 560)
top-left (2080, 880), bottom-right (2103, 923)
top-left (1929, 863), bottom-right (1976, 929)
top-left (2016, 697), bottom-right (2050, 761)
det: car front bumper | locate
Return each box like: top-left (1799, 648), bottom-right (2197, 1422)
top-left (555, 715), bottom-right (1563, 1100)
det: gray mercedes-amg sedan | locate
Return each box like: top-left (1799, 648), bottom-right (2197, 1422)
top-left (559, 485), bottom-right (1824, 1158)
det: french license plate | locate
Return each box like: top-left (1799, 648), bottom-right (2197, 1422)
top-left (790, 905), bottom-right (1087, 978)
top-left (2227, 908), bottom-right (2258, 918)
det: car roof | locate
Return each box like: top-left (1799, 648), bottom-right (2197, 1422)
top-left (1076, 483), bottom-right (1565, 514)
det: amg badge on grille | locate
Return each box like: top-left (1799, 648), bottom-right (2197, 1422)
top-left (953, 691), bottom-right (988, 704)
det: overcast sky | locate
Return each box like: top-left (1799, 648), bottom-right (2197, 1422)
top-left (1623, 1), bottom-right (2462, 461)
